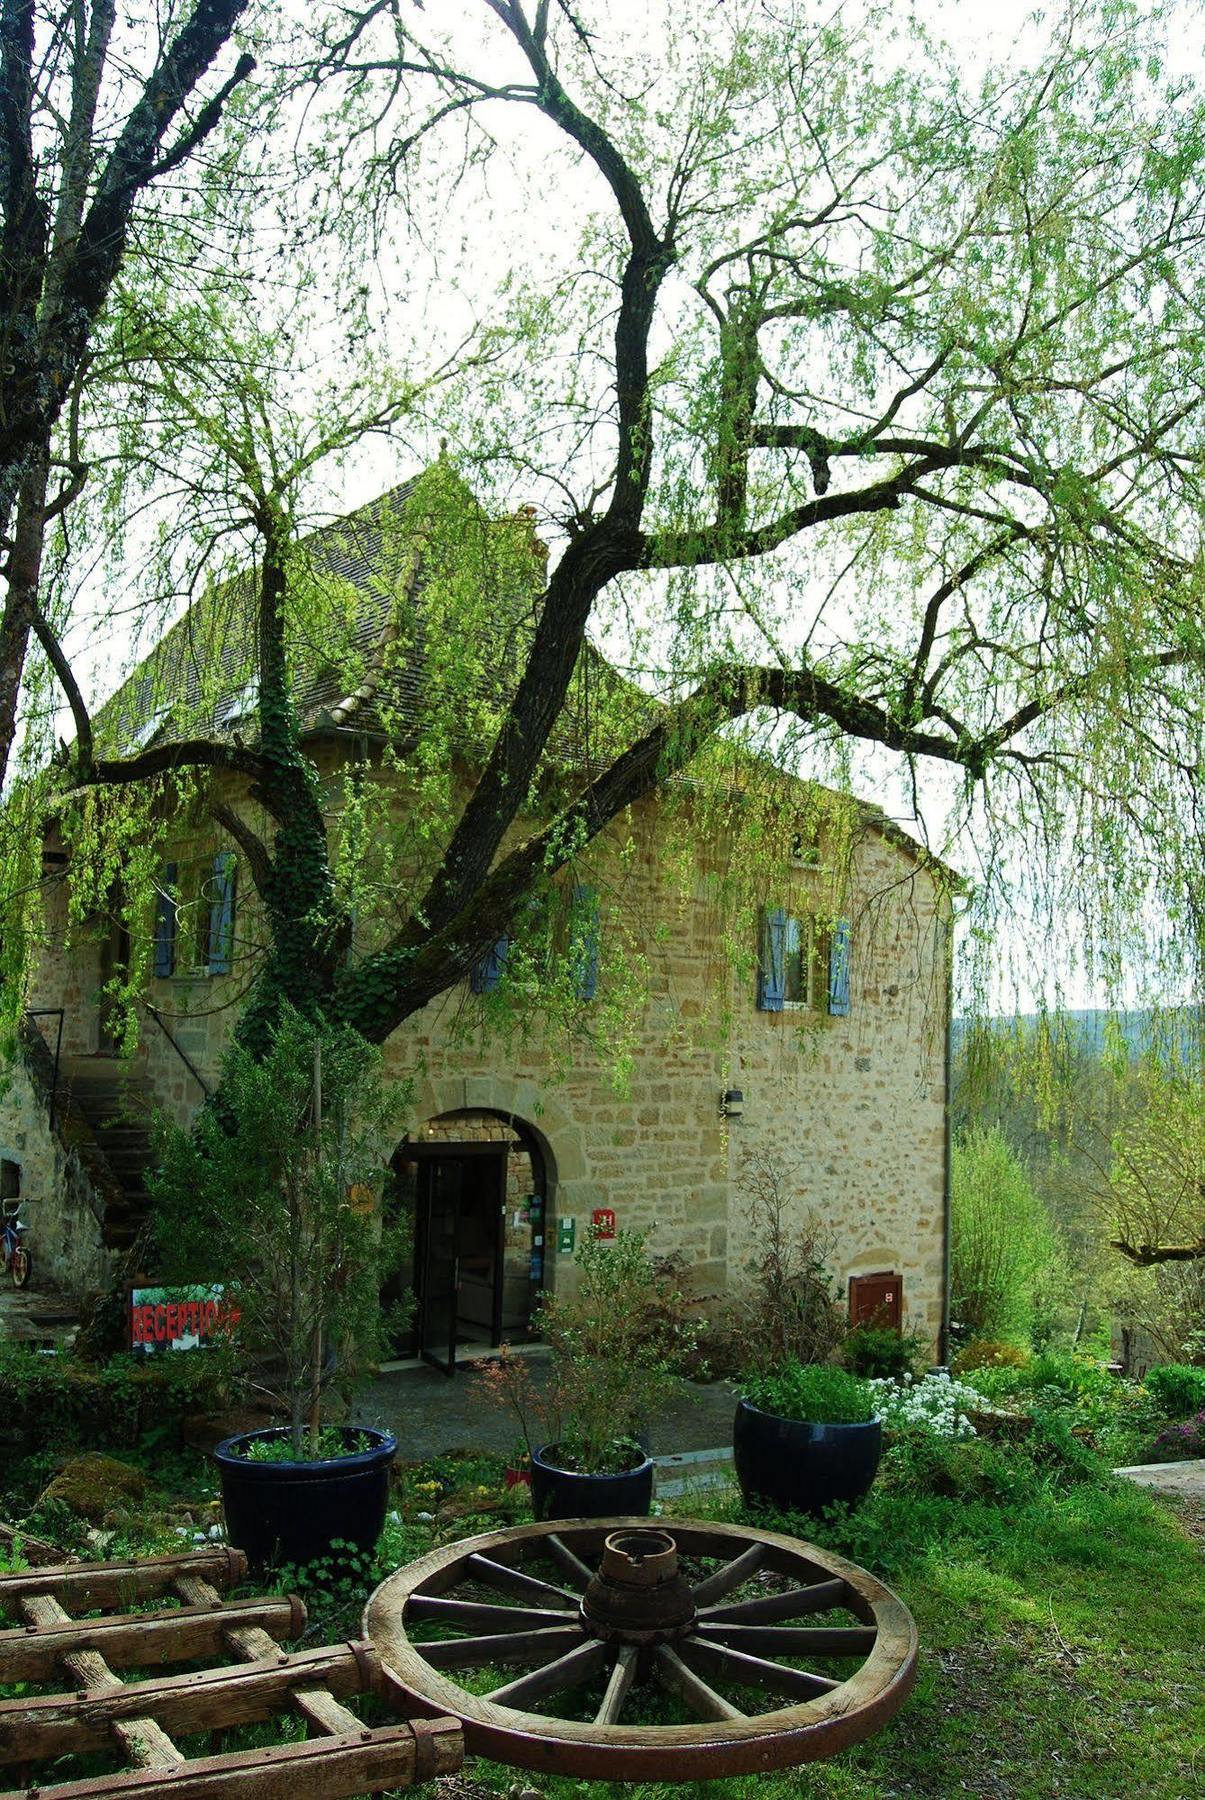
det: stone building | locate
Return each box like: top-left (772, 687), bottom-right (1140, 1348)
top-left (2, 481), bottom-right (955, 1364)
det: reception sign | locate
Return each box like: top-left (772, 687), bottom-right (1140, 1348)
top-left (130, 1285), bottom-right (239, 1353)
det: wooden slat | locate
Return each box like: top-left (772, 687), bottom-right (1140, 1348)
top-left (653, 1644), bottom-right (746, 1722)
top-left (681, 1633), bottom-right (839, 1700)
top-left (0, 1549), bottom-right (245, 1617)
top-left (420, 1624), bottom-right (585, 1669)
top-left (695, 1622), bottom-right (878, 1657)
top-left (407, 1594), bottom-right (572, 1633)
top-left (0, 1519), bottom-right (68, 1567)
top-left (0, 1595), bottom-right (303, 1682)
top-left (175, 1575), bottom-right (367, 1741)
top-left (20, 1594), bottom-right (185, 1773)
top-left (0, 1717), bottom-right (464, 1799)
top-left (689, 1545), bottom-right (765, 1608)
top-left (543, 1533), bottom-right (595, 1592)
top-left (697, 1578), bottom-right (849, 1625)
top-left (484, 1637), bottom-right (611, 1708)
top-left (593, 1644), bottom-right (637, 1726)
top-left (462, 1554), bottom-right (579, 1609)
top-left (0, 1639), bottom-right (377, 1764)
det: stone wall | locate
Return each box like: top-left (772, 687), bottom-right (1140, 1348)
top-left (0, 1037), bottom-right (109, 1298)
top-left (14, 773), bottom-right (951, 1348)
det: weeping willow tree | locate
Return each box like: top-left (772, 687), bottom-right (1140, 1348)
top-left (4, 0), bottom-right (1205, 1092)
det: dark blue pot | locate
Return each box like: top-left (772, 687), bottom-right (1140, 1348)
top-left (530, 1443), bottom-right (655, 1521)
top-left (733, 1398), bottom-right (882, 1515)
top-left (214, 1425), bottom-right (396, 1570)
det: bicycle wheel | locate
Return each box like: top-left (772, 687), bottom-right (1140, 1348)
top-left (11, 1246), bottom-right (31, 1288)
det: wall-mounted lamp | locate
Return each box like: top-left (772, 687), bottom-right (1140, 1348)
top-left (720, 1088), bottom-right (745, 1120)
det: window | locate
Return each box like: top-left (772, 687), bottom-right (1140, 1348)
top-left (758, 909), bottom-right (852, 1015)
top-left (215, 677), bottom-right (258, 730)
top-left (0, 1159), bottom-right (20, 1202)
top-left (153, 853), bottom-right (237, 977)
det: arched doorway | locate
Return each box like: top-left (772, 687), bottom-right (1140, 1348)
top-left (384, 1109), bottom-right (548, 1373)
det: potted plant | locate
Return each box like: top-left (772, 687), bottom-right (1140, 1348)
top-left (475, 1227), bottom-right (698, 1519)
top-left (150, 1005), bottom-right (406, 1568)
top-left (733, 1362), bottom-right (882, 1514)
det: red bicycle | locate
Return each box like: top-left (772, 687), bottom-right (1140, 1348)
top-left (1, 1201), bottom-right (31, 1288)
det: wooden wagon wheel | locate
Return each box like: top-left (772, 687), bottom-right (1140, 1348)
top-left (366, 1516), bottom-right (917, 1780)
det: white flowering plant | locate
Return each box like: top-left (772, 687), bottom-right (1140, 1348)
top-left (868, 1372), bottom-right (982, 1441)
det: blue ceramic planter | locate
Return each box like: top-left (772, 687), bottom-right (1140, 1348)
top-left (530, 1443), bottom-right (655, 1521)
top-left (733, 1398), bottom-right (882, 1515)
top-left (215, 1425), bottom-right (396, 1569)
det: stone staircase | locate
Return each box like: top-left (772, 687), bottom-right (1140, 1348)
top-left (58, 1056), bottom-right (157, 1253)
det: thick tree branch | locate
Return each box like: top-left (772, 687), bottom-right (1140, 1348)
top-left (210, 800), bottom-right (272, 896)
top-left (1109, 1237), bottom-right (1205, 1266)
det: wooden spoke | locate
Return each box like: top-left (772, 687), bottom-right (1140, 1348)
top-left (408, 1596), bottom-right (572, 1633)
top-left (696, 1622), bottom-right (878, 1658)
top-left (698, 1578), bottom-right (849, 1625)
top-left (463, 1553), bottom-right (579, 1609)
top-left (689, 1543), bottom-right (765, 1607)
top-left (485, 1638), bottom-right (611, 1708)
top-left (653, 1645), bottom-right (746, 1722)
top-left (421, 1624), bottom-right (584, 1669)
top-left (366, 1516), bottom-right (919, 1780)
top-left (593, 1645), bottom-right (637, 1726)
top-left (682, 1634), bottom-right (839, 1700)
top-left (544, 1533), bottom-right (596, 1591)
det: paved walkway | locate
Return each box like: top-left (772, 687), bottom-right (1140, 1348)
top-left (1115, 1458), bottom-right (1205, 1501)
top-left (358, 1348), bottom-right (738, 1464)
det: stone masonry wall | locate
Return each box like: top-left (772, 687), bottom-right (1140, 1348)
top-left (15, 768), bottom-right (951, 1347)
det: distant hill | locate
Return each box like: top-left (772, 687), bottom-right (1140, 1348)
top-left (952, 1007), bottom-right (1200, 1060)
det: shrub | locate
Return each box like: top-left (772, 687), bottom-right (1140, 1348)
top-left (1144, 1363), bottom-right (1205, 1418)
top-left (844, 1324), bottom-right (924, 1380)
top-left (532, 1224), bottom-right (698, 1473)
top-left (742, 1362), bottom-right (874, 1424)
top-left (725, 1152), bottom-right (846, 1374)
top-left (0, 1341), bottom-right (229, 1455)
top-left (951, 1124), bottom-right (1069, 1341)
top-left (952, 1339), bottom-right (1032, 1376)
top-left (1151, 1408), bottom-right (1205, 1461)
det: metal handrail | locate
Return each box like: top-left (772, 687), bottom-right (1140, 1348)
top-left (145, 1003), bottom-right (212, 1099)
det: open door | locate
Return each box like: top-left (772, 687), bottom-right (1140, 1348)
top-left (417, 1159), bottom-right (462, 1374)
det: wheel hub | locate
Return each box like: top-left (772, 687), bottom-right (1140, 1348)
top-left (580, 1528), bottom-right (697, 1643)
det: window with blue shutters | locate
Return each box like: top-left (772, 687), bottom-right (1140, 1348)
top-left (207, 852), bottom-right (237, 975)
top-left (757, 908), bottom-right (789, 1010)
top-left (568, 884), bottom-right (600, 1000)
top-left (828, 917), bottom-right (852, 1016)
top-left (153, 863), bottom-right (177, 977)
top-left (471, 936), bottom-right (509, 993)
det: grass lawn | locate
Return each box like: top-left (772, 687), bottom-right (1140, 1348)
top-left (3, 1440), bottom-right (1201, 1798)
top-left (409, 1474), bottom-right (1203, 1800)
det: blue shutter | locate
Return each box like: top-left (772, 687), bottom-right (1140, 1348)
top-left (471, 936), bottom-right (509, 993)
top-left (569, 884), bottom-right (600, 1000)
top-left (153, 862), bottom-right (177, 977)
top-left (828, 918), bottom-right (851, 1016)
top-left (757, 908), bottom-right (788, 1012)
top-left (208, 852), bottom-right (236, 975)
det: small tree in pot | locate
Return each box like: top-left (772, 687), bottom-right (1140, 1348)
top-left (151, 1004), bottom-right (406, 1565)
top-left (476, 1225), bottom-right (698, 1519)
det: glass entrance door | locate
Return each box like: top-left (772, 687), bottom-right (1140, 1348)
top-left (417, 1159), bottom-right (463, 1374)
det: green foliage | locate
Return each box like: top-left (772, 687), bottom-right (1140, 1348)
top-left (742, 1361), bottom-right (875, 1424)
top-left (149, 1005), bottom-right (406, 1455)
top-left (235, 1428), bottom-right (371, 1465)
top-left (951, 1339), bottom-right (1033, 1376)
top-left (532, 1225), bottom-right (699, 1474)
top-left (1144, 1363), bottom-right (1205, 1418)
top-left (844, 1325), bottom-right (924, 1380)
top-left (0, 1341), bottom-right (228, 1456)
top-left (951, 1125), bottom-right (1070, 1344)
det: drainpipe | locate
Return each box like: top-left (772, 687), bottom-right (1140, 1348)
top-left (938, 916), bottom-right (954, 1368)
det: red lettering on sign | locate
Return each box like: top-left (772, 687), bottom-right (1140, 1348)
top-left (154, 1305), bottom-right (167, 1341)
top-left (130, 1310), bottom-right (143, 1345)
